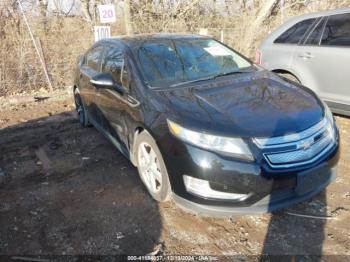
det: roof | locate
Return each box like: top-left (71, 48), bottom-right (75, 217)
top-left (102, 33), bottom-right (207, 45)
top-left (280, 7), bottom-right (350, 29)
top-left (291, 7), bottom-right (350, 21)
top-left (260, 7), bottom-right (350, 46)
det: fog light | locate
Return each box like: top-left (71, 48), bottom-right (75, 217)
top-left (183, 175), bottom-right (250, 201)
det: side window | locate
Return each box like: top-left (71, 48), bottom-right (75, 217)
top-left (103, 46), bottom-right (130, 88)
top-left (86, 46), bottom-right (104, 71)
top-left (274, 18), bottom-right (317, 44)
top-left (321, 13), bottom-right (350, 46)
top-left (304, 18), bottom-right (326, 45)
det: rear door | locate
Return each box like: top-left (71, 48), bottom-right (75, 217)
top-left (79, 45), bottom-right (104, 124)
top-left (290, 17), bottom-right (327, 94)
top-left (262, 18), bottom-right (317, 73)
top-left (293, 13), bottom-right (350, 107)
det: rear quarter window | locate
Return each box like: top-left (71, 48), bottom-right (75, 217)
top-left (274, 18), bottom-right (317, 44)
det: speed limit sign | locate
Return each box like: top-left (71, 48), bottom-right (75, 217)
top-left (98, 4), bottom-right (116, 23)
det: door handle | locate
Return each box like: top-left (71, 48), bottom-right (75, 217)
top-left (298, 52), bottom-right (313, 59)
top-left (127, 95), bottom-right (140, 107)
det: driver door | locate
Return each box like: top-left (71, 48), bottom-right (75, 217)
top-left (79, 45), bottom-right (104, 124)
top-left (95, 44), bottom-right (130, 152)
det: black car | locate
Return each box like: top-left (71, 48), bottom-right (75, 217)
top-left (73, 34), bottom-right (339, 216)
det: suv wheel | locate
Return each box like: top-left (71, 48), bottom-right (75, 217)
top-left (135, 131), bottom-right (171, 202)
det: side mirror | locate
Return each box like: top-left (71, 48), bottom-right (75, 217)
top-left (90, 73), bottom-right (115, 88)
top-left (90, 73), bottom-right (126, 94)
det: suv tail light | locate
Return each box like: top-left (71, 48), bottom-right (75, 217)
top-left (255, 49), bottom-right (262, 65)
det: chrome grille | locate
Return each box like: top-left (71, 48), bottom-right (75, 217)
top-left (266, 133), bottom-right (332, 164)
top-left (253, 118), bottom-right (335, 168)
top-left (254, 118), bottom-right (327, 147)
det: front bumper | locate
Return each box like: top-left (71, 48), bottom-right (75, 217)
top-left (158, 133), bottom-right (339, 216)
top-left (173, 167), bottom-right (336, 216)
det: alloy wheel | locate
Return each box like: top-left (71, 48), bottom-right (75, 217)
top-left (138, 142), bottom-right (163, 194)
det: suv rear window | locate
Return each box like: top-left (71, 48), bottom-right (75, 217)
top-left (321, 13), bottom-right (350, 46)
top-left (274, 18), bottom-right (316, 44)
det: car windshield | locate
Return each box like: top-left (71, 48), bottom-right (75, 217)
top-left (135, 38), bottom-right (253, 88)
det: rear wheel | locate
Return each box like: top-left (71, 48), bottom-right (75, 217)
top-left (74, 90), bottom-right (90, 127)
top-left (135, 131), bottom-right (171, 202)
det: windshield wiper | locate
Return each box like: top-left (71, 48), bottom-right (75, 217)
top-left (212, 68), bottom-right (254, 79)
top-left (169, 76), bottom-right (215, 87)
top-left (169, 67), bottom-right (255, 88)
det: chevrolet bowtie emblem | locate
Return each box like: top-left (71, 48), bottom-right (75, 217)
top-left (298, 139), bottom-right (314, 151)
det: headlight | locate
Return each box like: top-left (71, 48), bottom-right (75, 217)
top-left (167, 120), bottom-right (254, 161)
top-left (323, 102), bottom-right (336, 141)
top-left (323, 102), bottom-right (334, 126)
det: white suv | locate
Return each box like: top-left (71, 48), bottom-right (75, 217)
top-left (257, 8), bottom-right (350, 116)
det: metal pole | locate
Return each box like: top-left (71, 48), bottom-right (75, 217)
top-left (17, 0), bottom-right (53, 92)
top-left (281, 0), bottom-right (284, 24)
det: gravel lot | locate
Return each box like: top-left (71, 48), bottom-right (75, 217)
top-left (0, 91), bottom-right (349, 258)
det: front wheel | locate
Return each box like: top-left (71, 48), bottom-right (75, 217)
top-left (135, 131), bottom-right (171, 202)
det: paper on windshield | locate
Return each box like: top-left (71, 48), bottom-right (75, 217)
top-left (204, 45), bottom-right (231, 56)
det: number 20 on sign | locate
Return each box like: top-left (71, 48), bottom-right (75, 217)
top-left (98, 4), bottom-right (116, 23)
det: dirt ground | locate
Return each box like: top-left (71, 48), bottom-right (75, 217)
top-left (0, 90), bottom-right (349, 259)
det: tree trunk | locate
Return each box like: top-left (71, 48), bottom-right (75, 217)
top-left (81, 0), bottom-right (92, 22)
top-left (38, 0), bottom-right (48, 17)
top-left (243, 0), bottom-right (280, 54)
top-left (124, 0), bottom-right (133, 35)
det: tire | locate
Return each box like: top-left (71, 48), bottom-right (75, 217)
top-left (135, 131), bottom-right (171, 202)
top-left (278, 73), bottom-right (301, 84)
top-left (74, 90), bottom-right (90, 127)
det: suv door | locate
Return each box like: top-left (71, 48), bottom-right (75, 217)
top-left (293, 13), bottom-right (350, 108)
top-left (289, 17), bottom-right (326, 94)
top-left (96, 44), bottom-right (132, 154)
top-left (79, 45), bottom-right (104, 124)
top-left (263, 18), bottom-right (317, 73)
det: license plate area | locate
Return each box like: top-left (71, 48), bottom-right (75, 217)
top-left (295, 167), bottom-right (331, 195)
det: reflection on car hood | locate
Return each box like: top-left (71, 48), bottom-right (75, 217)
top-left (154, 70), bottom-right (324, 138)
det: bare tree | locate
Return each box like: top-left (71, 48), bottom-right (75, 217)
top-left (51, 0), bottom-right (77, 16)
top-left (242, 0), bottom-right (281, 53)
top-left (80, 0), bottom-right (93, 22)
top-left (38, 0), bottom-right (48, 17)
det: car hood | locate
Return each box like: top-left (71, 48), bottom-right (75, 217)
top-left (152, 70), bottom-right (324, 138)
